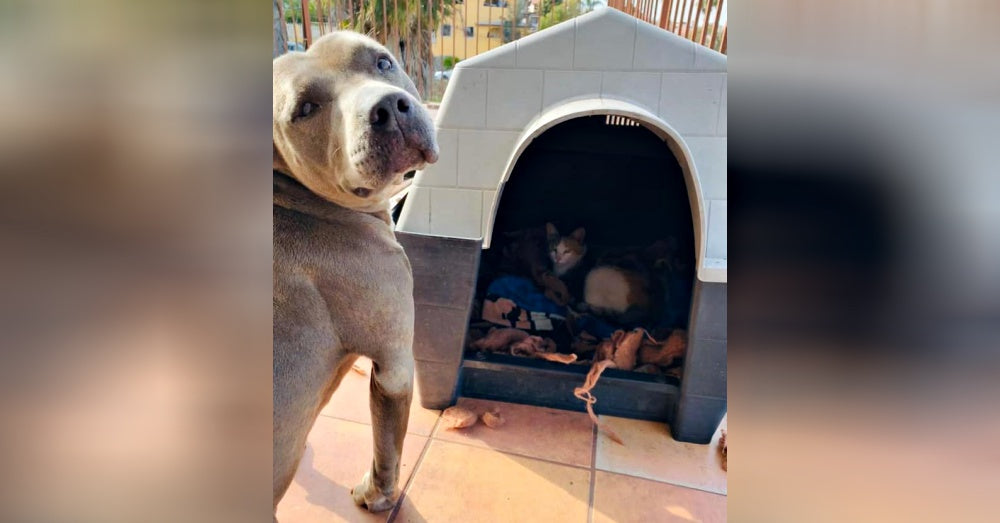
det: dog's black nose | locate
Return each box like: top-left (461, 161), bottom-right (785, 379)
top-left (369, 93), bottom-right (412, 130)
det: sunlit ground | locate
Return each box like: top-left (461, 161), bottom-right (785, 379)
top-left (276, 357), bottom-right (727, 522)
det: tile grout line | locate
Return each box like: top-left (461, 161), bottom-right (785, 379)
top-left (591, 416), bottom-right (728, 497)
top-left (427, 428), bottom-right (595, 472)
top-left (323, 414), bottom-right (723, 523)
top-left (315, 410), bottom-right (440, 439)
top-left (387, 414), bottom-right (444, 522)
top-left (427, 182), bottom-right (433, 232)
top-left (591, 464), bottom-right (728, 497)
top-left (630, 18), bottom-right (638, 70)
top-left (621, 470), bottom-right (727, 497)
top-left (483, 69), bottom-right (490, 128)
top-left (322, 412), bottom-right (726, 495)
top-left (587, 423), bottom-right (598, 523)
top-left (315, 412), bottom-right (368, 426)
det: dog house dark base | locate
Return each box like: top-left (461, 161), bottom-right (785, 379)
top-left (398, 231), bottom-right (726, 444)
top-left (463, 354), bottom-right (680, 422)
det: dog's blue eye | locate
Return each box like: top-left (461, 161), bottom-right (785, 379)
top-left (294, 101), bottom-right (318, 121)
top-left (377, 57), bottom-right (393, 72)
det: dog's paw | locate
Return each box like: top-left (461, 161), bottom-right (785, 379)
top-left (351, 471), bottom-right (396, 513)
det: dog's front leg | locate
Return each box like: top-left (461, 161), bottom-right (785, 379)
top-left (352, 356), bottom-right (413, 512)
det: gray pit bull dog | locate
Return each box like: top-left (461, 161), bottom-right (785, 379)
top-left (272, 32), bottom-right (438, 517)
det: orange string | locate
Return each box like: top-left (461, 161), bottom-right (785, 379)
top-left (574, 359), bottom-right (624, 445)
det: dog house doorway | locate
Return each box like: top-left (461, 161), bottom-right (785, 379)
top-left (463, 113), bottom-right (698, 421)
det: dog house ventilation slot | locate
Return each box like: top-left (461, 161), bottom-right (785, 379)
top-left (605, 115), bottom-right (640, 127)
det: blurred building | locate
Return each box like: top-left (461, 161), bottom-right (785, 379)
top-left (432, 0), bottom-right (540, 63)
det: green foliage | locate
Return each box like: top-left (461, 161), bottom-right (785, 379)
top-left (283, 0), bottom-right (313, 24)
top-left (346, 0), bottom-right (460, 36)
top-left (539, 0), bottom-right (594, 31)
top-left (283, 0), bottom-right (461, 27)
top-left (442, 56), bottom-right (460, 69)
top-left (281, 0), bottom-right (463, 98)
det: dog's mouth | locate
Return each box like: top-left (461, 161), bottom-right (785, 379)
top-left (350, 144), bottom-right (435, 199)
top-left (384, 145), bottom-right (435, 178)
top-left (350, 166), bottom-right (421, 200)
top-left (419, 147), bottom-right (438, 164)
top-left (348, 103), bottom-right (438, 199)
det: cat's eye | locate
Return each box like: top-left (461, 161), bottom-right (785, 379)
top-left (376, 56), bottom-right (393, 72)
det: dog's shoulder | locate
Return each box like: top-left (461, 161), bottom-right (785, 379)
top-left (274, 171), bottom-right (405, 268)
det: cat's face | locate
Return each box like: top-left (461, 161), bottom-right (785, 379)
top-left (550, 241), bottom-right (581, 265)
top-left (546, 223), bottom-right (586, 272)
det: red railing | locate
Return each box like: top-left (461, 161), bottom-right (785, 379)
top-left (607, 0), bottom-right (727, 53)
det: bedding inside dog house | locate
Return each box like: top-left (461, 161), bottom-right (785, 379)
top-left (395, 8), bottom-right (727, 443)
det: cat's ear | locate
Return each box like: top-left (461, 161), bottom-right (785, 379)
top-left (571, 227), bottom-right (586, 242)
top-left (545, 222), bottom-right (559, 240)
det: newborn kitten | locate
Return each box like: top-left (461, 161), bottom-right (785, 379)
top-left (546, 223), bottom-right (587, 277)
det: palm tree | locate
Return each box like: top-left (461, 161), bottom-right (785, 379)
top-left (348, 0), bottom-right (459, 99)
top-left (274, 0), bottom-right (289, 57)
top-left (273, 1), bottom-right (459, 98)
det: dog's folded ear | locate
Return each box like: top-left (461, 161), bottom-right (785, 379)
top-left (274, 142), bottom-right (290, 174)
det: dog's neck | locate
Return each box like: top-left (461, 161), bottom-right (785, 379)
top-left (273, 171), bottom-right (392, 226)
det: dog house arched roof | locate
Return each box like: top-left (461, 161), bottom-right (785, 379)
top-left (397, 7), bottom-right (726, 283)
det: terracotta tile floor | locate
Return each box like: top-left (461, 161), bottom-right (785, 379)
top-left (277, 357), bottom-right (727, 522)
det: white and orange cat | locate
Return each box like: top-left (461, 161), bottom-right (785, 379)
top-left (545, 223), bottom-right (656, 324)
top-left (546, 223), bottom-right (587, 277)
top-left (583, 265), bottom-right (654, 324)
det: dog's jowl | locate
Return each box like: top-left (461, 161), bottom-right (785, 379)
top-left (272, 31), bottom-right (438, 517)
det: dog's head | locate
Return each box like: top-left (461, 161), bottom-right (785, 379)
top-left (273, 32), bottom-right (438, 212)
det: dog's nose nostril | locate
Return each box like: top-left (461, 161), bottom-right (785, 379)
top-left (371, 107), bottom-right (390, 126)
top-left (370, 95), bottom-right (411, 128)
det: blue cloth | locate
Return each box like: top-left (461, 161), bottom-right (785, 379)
top-left (486, 276), bottom-right (566, 316)
top-left (571, 314), bottom-right (617, 339)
